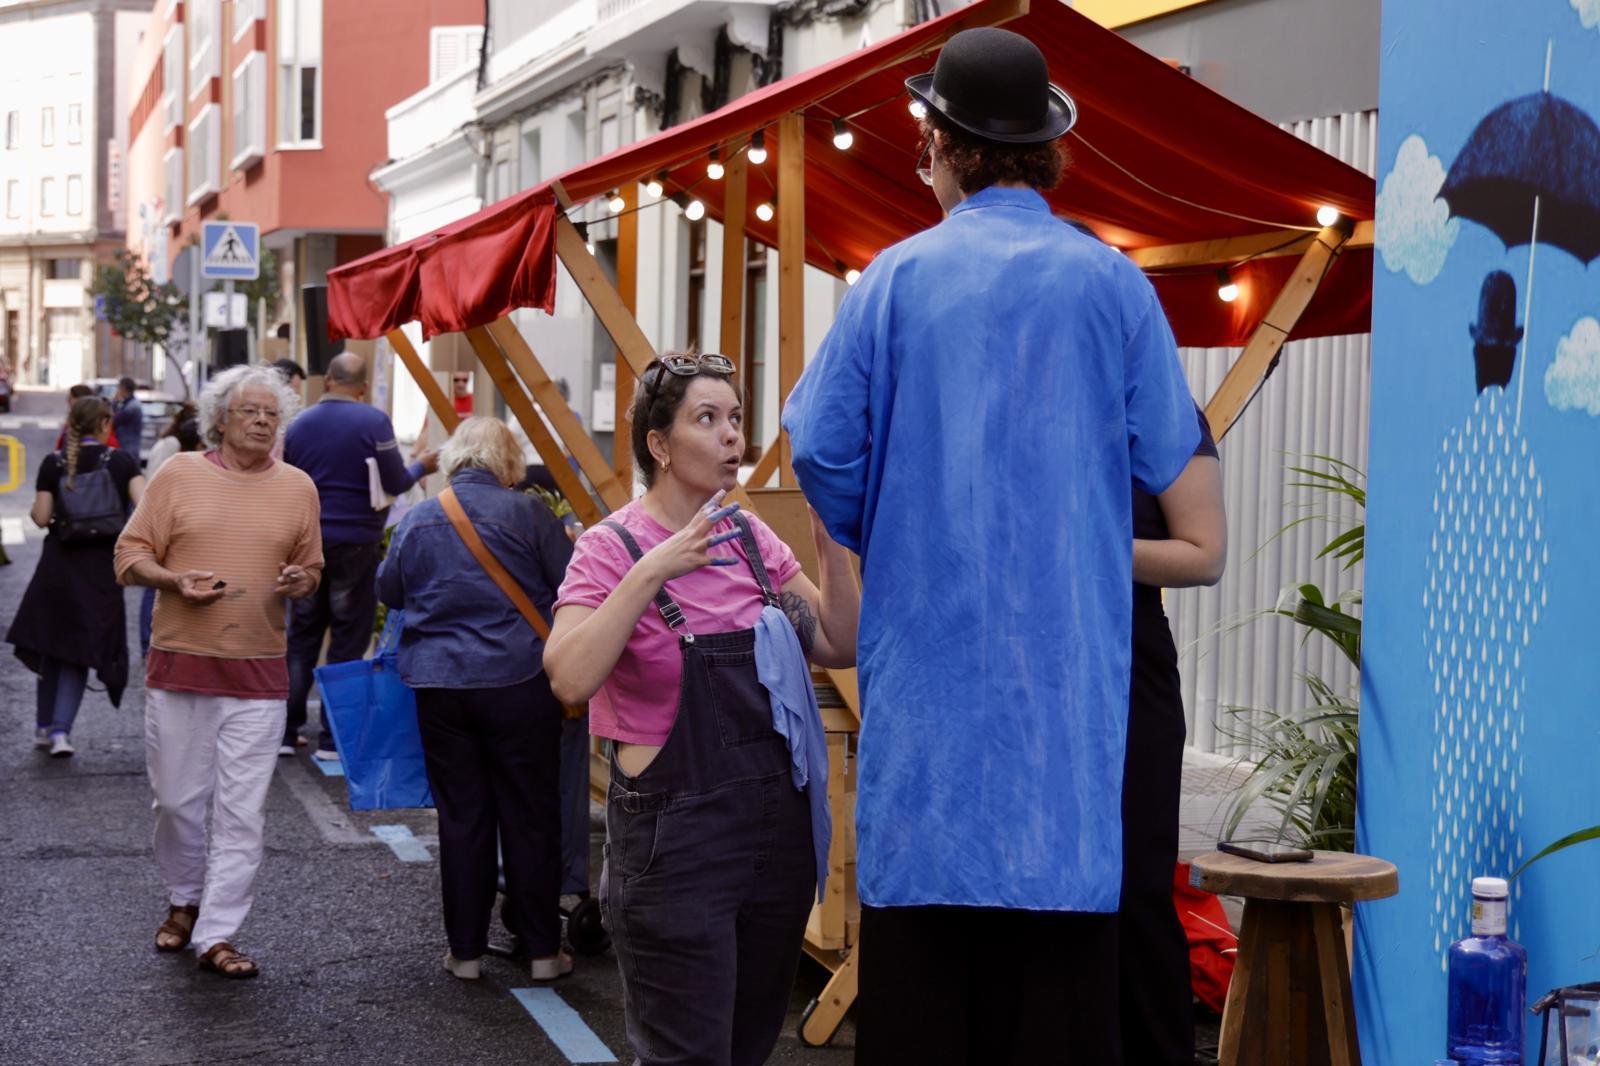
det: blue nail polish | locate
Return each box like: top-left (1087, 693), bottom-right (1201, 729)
top-left (711, 556), bottom-right (739, 566)
top-left (709, 530), bottom-right (740, 546)
top-left (707, 503), bottom-right (741, 523)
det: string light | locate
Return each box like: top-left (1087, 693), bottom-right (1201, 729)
top-left (644, 173), bottom-right (665, 199)
top-left (755, 201), bottom-right (775, 223)
top-left (1316, 205), bottom-right (1341, 227)
top-left (685, 199), bottom-right (706, 222)
top-left (748, 129), bottom-right (767, 165)
top-left (1215, 267), bottom-right (1239, 303)
top-left (832, 119), bottom-right (854, 151)
top-left (908, 99), bottom-right (927, 119)
top-left (845, 269), bottom-right (862, 285)
top-left (607, 189), bottom-right (626, 214)
top-left (707, 148), bottom-right (724, 180)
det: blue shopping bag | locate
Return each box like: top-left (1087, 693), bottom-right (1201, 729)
top-left (314, 612), bottom-right (434, 810)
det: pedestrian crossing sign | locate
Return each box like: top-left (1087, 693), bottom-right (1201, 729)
top-left (201, 220), bottom-right (260, 280)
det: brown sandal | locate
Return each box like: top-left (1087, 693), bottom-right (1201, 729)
top-left (154, 905), bottom-right (199, 953)
top-left (197, 942), bottom-right (259, 979)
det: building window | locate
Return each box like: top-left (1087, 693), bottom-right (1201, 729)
top-left (231, 52), bottom-right (266, 169)
top-left (519, 127), bottom-right (541, 187)
top-left (66, 176), bottom-right (83, 216)
top-left (233, 0), bottom-right (263, 40)
top-left (4, 179), bottom-right (19, 217)
top-left (189, 0), bottom-right (221, 97)
top-left (187, 105), bottom-right (221, 204)
top-left (47, 258), bottom-right (83, 280)
top-left (66, 104), bottom-right (82, 145)
top-left (163, 147), bottom-right (183, 224)
top-left (278, 0), bottom-right (321, 145)
top-left (6, 110), bottom-right (20, 149)
top-left (40, 177), bottom-right (56, 216)
top-left (163, 27), bottom-right (183, 131)
top-left (40, 107), bottom-right (54, 147)
top-left (685, 218), bottom-right (706, 350)
top-left (429, 25), bottom-right (484, 83)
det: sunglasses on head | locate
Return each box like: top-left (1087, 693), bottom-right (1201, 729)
top-left (644, 352), bottom-right (736, 418)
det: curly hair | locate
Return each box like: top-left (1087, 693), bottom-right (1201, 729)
top-left (63, 396), bottom-right (112, 490)
top-left (921, 113), bottom-right (1068, 195)
top-left (198, 365), bottom-right (302, 448)
top-left (628, 350), bottom-right (739, 489)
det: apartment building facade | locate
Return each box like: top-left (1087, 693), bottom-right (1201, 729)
top-left (122, 0), bottom-right (478, 384)
top-left (1, 0), bottom-right (150, 386)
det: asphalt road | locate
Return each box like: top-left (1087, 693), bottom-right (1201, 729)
top-left (0, 388), bottom-right (856, 1066)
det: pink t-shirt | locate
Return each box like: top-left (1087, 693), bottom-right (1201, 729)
top-left (555, 499), bottom-right (802, 744)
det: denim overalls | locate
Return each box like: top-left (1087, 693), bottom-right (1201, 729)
top-left (599, 514), bottom-right (816, 1066)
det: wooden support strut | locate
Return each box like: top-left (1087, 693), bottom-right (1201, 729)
top-left (386, 329), bottom-right (461, 434)
top-left (1203, 222), bottom-right (1352, 442)
top-left (550, 180), bottom-right (658, 380)
top-left (485, 316), bottom-right (630, 513)
top-left (615, 183), bottom-right (639, 485)
top-left (776, 113), bottom-right (806, 485)
top-left (720, 151), bottom-right (749, 372)
top-left (462, 325), bottom-right (605, 529)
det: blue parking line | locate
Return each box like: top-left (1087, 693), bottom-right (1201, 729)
top-left (312, 756), bottom-right (344, 777)
top-left (511, 988), bottom-right (617, 1063)
top-left (371, 824), bottom-right (432, 863)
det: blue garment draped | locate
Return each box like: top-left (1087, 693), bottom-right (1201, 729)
top-left (754, 604), bottom-right (832, 902)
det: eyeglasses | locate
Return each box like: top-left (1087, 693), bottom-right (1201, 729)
top-left (644, 353), bottom-right (736, 420)
top-left (915, 141), bottom-right (934, 187)
top-left (230, 405), bottom-right (280, 422)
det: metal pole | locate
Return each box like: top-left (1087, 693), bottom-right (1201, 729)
top-left (189, 246), bottom-right (201, 391)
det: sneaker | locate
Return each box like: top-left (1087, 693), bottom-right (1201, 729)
top-left (278, 744), bottom-right (296, 757)
top-left (312, 747), bottom-right (339, 762)
top-left (34, 728), bottom-right (51, 749)
top-left (49, 733), bottom-right (75, 758)
top-left (530, 953), bottom-right (574, 981)
top-left (443, 952), bottom-right (481, 980)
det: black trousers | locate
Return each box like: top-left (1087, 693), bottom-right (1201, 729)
top-left (1119, 600), bottom-right (1196, 1065)
top-left (416, 676), bottom-right (564, 959)
top-left (856, 904), bottom-right (1121, 1066)
top-left (286, 541), bottom-right (381, 747)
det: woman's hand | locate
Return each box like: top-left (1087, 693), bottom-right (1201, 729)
top-left (641, 491), bottom-right (743, 584)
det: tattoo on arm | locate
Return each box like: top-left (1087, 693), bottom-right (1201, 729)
top-left (779, 591), bottom-right (818, 655)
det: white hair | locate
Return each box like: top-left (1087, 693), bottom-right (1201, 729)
top-left (198, 364), bottom-right (302, 447)
top-left (440, 416), bottom-right (524, 487)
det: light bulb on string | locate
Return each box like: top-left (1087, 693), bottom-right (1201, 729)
top-left (707, 148), bottom-right (724, 180)
top-left (748, 129), bottom-right (767, 165)
top-left (586, 241), bottom-right (597, 256)
top-left (607, 189), bottom-right (626, 214)
top-left (832, 119), bottom-right (854, 151)
top-left (644, 173), bottom-right (665, 199)
top-left (755, 201), bottom-right (775, 223)
top-left (845, 269), bottom-right (862, 286)
top-left (685, 199), bottom-right (706, 222)
top-left (1215, 267), bottom-right (1239, 303)
top-left (1316, 205), bottom-right (1340, 228)
top-left (908, 99), bottom-right (927, 120)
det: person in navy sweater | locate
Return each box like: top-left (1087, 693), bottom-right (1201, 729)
top-left (283, 352), bottom-right (438, 755)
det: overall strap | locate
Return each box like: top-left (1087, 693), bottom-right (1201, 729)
top-left (731, 512), bottom-right (780, 608)
top-left (600, 520), bottom-right (689, 633)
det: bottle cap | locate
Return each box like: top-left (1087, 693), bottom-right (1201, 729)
top-left (1472, 876), bottom-right (1509, 898)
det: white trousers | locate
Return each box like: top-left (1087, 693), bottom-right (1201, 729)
top-left (143, 688), bottom-right (285, 955)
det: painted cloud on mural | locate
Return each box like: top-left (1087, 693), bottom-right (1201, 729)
top-left (1377, 134), bottom-right (1461, 285)
top-left (1574, 0), bottom-right (1600, 30)
top-left (1544, 317), bottom-right (1600, 413)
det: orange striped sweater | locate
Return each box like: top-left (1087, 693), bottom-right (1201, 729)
top-left (114, 452), bottom-right (323, 660)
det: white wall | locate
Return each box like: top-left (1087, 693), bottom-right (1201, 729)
top-left (0, 11), bottom-right (97, 239)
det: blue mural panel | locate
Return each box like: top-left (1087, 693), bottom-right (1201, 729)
top-left (1362, 2), bottom-right (1600, 1063)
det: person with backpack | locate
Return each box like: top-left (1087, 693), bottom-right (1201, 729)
top-left (7, 395), bottom-right (145, 757)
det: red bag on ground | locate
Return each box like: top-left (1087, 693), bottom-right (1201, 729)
top-left (1174, 862), bottom-right (1238, 1013)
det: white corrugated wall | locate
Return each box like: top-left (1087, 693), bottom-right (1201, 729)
top-left (1169, 110), bottom-right (1378, 755)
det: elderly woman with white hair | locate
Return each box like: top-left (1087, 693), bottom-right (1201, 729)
top-left (115, 365), bottom-right (322, 979)
top-left (377, 416), bottom-right (574, 982)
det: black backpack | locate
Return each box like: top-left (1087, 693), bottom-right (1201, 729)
top-left (56, 449), bottom-right (126, 543)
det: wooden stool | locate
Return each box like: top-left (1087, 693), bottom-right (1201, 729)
top-left (1190, 850), bottom-right (1398, 1066)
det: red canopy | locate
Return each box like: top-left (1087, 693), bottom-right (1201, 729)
top-left (329, 0), bottom-right (1374, 347)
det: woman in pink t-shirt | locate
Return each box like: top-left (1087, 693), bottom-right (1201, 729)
top-left (545, 352), bottom-right (858, 1066)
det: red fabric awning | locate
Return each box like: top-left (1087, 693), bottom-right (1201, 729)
top-left (328, 0), bottom-right (1375, 348)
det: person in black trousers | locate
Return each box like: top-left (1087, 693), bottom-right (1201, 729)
top-left (376, 417), bottom-right (575, 981)
top-left (1123, 405), bottom-right (1226, 1064)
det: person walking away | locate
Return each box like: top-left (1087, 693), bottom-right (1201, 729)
top-left (55, 384), bottom-right (119, 450)
top-left (115, 365), bottom-right (322, 979)
top-left (112, 376), bottom-right (144, 464)
top-left (283, 352), bottom-right (437, 757)
top-left (1122, 405), bottom-right (1226, 1064)
top-left (783, 28), bottom-right (1202, 1065)
top-left (377, 417), bottom-right (574, 981)
top-left (7, 396), bottom-right (143, 756)
top-left (544, 352), bottom-right (859, 1066)
top-left (138, 412), bottom-right (202, 655)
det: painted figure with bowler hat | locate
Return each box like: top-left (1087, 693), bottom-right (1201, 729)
top-left (785, 25), bottom-right (1211, 1066)
top-left (1471, 270), bottom-right (1524, 393)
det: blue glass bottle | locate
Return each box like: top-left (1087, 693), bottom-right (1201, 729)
top-left (1447, 876), bottom-right (1528, 1065)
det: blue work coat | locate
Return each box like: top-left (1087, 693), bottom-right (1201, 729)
top-left (782, 186), bottom-right (1200, 912)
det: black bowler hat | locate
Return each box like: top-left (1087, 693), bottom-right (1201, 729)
top-left (1469, 270), bottom-right (1524, 347)
top-left (906, 28), bottom-right (1077, 145)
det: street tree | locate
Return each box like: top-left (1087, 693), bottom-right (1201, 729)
top-left (89, 250), bottom-right (190, 396)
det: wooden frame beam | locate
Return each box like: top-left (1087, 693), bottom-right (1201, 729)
top-left (776, 112), bottom-right (806, 485)
top-left (486, 316), bottom-right (631, 512)
top-left (552, 210), bottom-right (659, 380)
top-left (720, 152), bottom-right (749, 371)
top-left (463, 325), bottom-right (605, 528)
top-left (1126, 218), bottom-right (1372, 271)
top-left (615, 183), bottom-right (639, 485)
top-left (387, 329), bottom-right (460, 433)
top-left (1203, 224), bottom-right (1351, 441)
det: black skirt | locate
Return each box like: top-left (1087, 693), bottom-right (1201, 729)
top-left (6, 534), bottom-right (129, 706)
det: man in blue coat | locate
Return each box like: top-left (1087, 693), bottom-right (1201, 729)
top-left (112, 376), bottom-right (143, 463)
top-left (783, 28), bottom-right (1201, 1065)
top-left (283, 352), bottom-right (437, 755)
